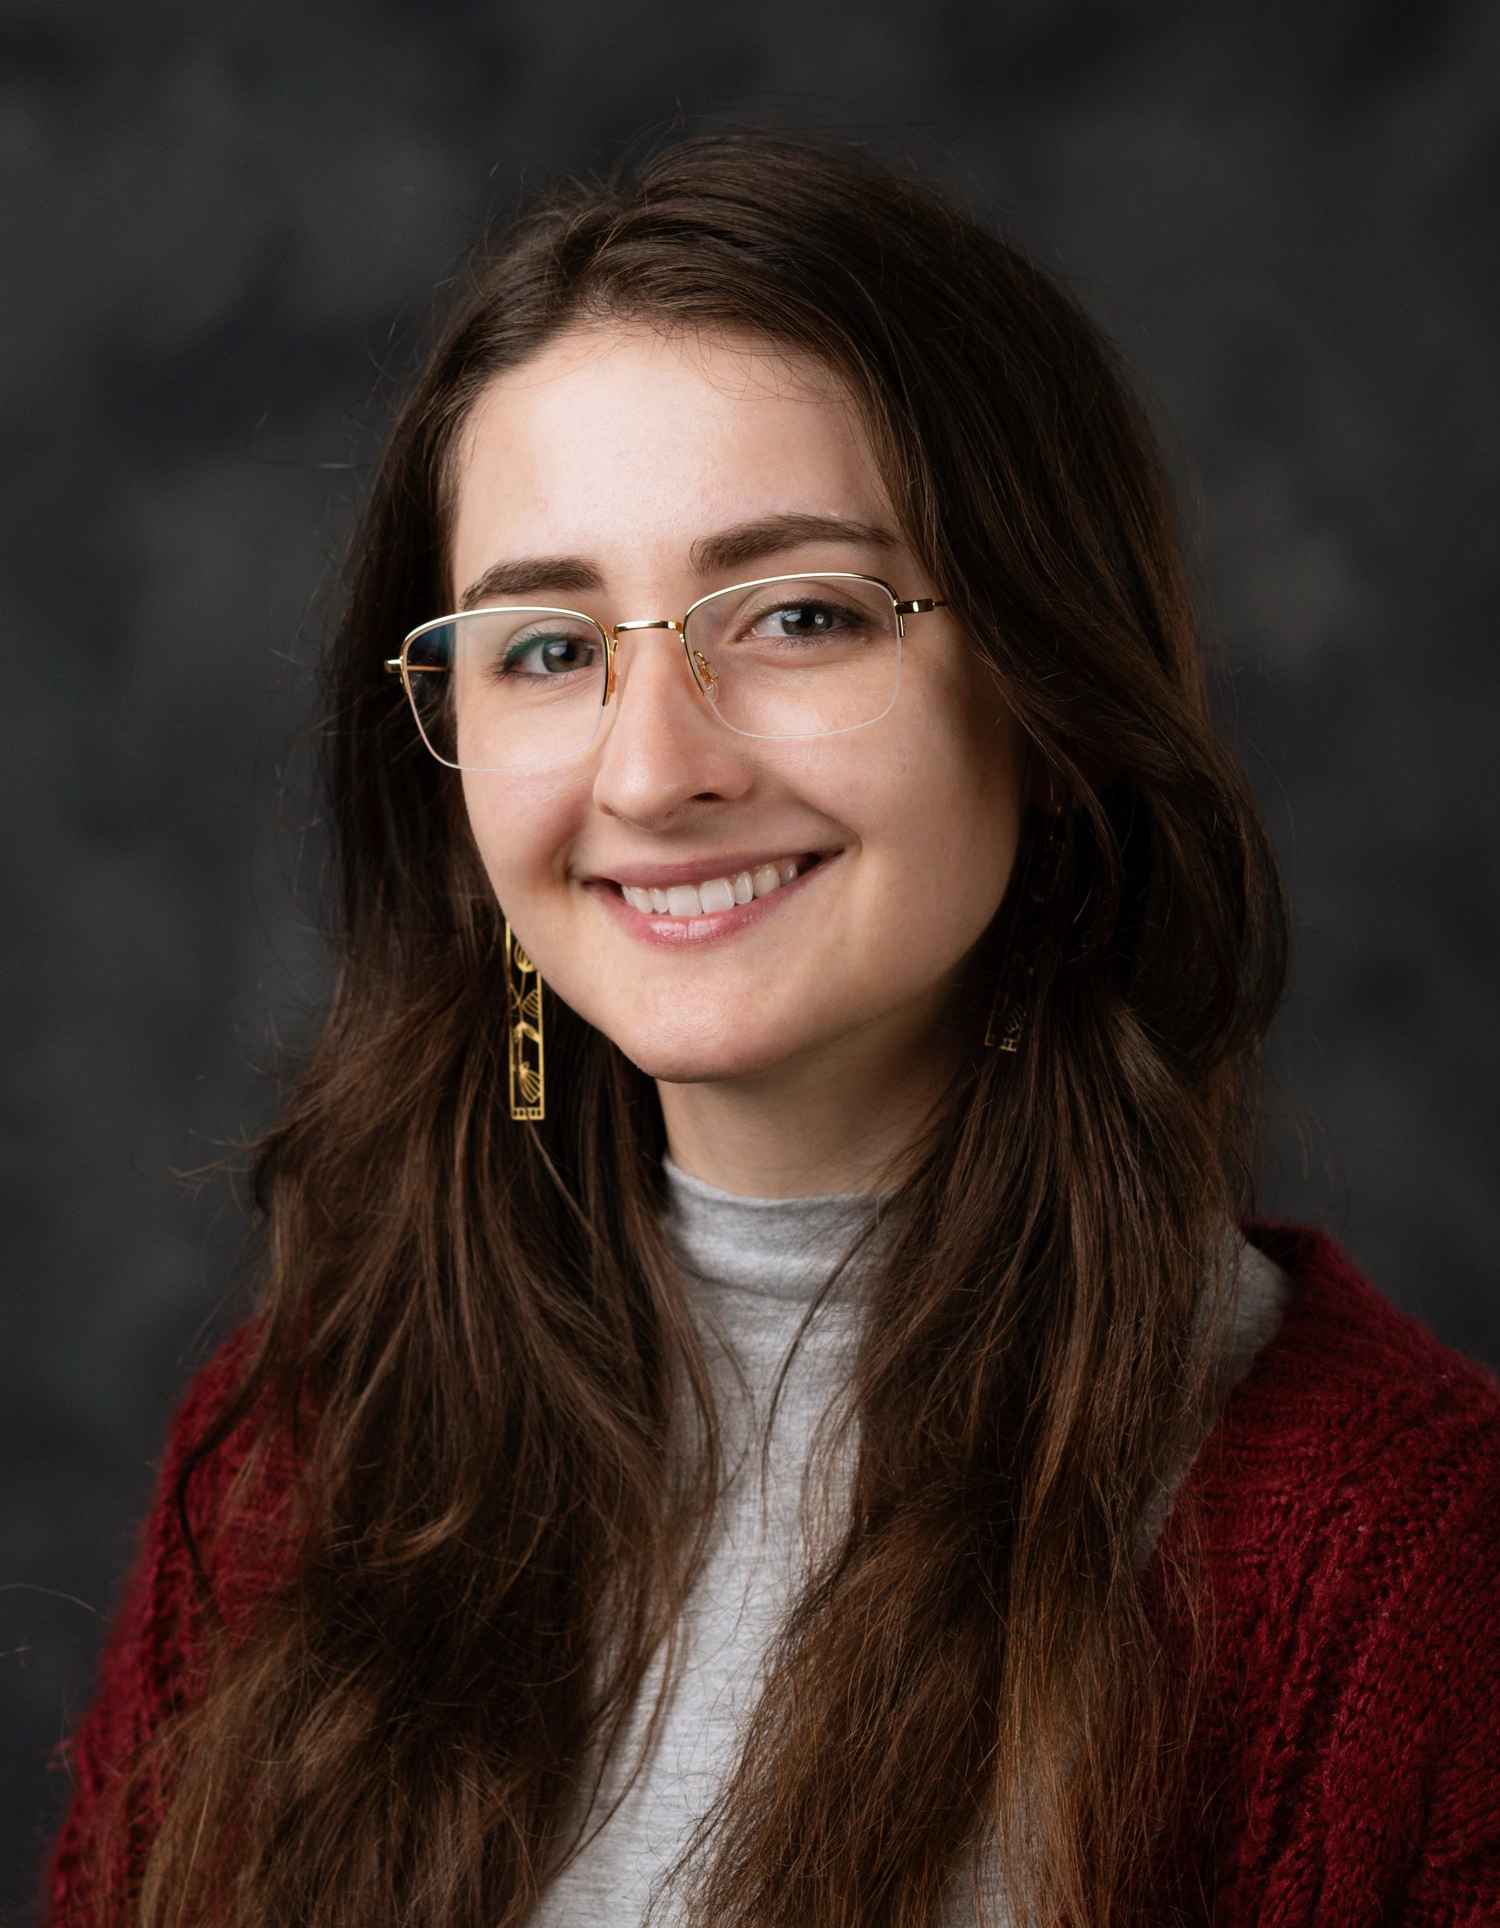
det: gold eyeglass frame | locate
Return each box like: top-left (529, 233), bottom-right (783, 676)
top-left (383, 571), bottom-right (946, 769)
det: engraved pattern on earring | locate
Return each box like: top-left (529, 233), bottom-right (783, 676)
top-left (506, 923), bottom-right (545, 1122)
top-left (985, 968), bottom-right (1032, 1054)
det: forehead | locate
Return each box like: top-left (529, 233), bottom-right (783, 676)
top-left (449, 323), bottom-right (896, 573)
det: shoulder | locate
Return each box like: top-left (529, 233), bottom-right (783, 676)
top-left (139, 1321), bottom-right (276, 1542)
top-left (1164, 1228), bottom-right (1500, 1918)
top-left (45, 1322), bottom-right (297, 1916)
top-left (160, 1320), bottom-right (263, 1486)
top-left (76, 1317), bottom-right (298, 1735)
top-left (1197, 1224), bottom-right (1500, 1532)
top-left (1183, 1223), bottom-right (1500, 1618)
top-left (155, 1319), bottom-right (304, 1619)
top-left (93, 1317), bottom-right (296, 1676)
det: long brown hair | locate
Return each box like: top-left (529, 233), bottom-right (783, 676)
top-left (115, 134), bottom-right (1286, 1927)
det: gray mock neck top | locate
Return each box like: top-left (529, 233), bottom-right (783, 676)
top-left (528, 1161), bottom-right (1288, 1927)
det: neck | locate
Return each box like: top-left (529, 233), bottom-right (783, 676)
top-left (656, 997), bottom-right (957, 1198)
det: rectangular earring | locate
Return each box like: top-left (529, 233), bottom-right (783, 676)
top-left (506, 922), bottom-right (545, 1122)
top-left (984, 967), bottom-right (1031, 1053)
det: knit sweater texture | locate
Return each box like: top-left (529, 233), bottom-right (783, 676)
top-left (43, 1225), bottom-right (1500, 1924)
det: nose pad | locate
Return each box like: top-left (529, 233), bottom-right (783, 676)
top-left (600, 626), bottom-right (717, 747)
top-left (606, 623), bottom-right (720, 713)
top-left (607, 619), bottom-right (688, 708)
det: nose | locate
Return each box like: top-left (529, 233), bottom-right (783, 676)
top-left (590, 625), bottom-right (752, 828)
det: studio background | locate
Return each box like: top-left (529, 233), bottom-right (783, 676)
top-left (3, 0), bottom-right (1497, 1911)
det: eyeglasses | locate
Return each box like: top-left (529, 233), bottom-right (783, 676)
top-left (384, 572), bottom-right (945, 772)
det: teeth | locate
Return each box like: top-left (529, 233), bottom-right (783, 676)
top-left (620, 860), bottom-right (803, 919)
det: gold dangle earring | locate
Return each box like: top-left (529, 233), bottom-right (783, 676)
top-left (985, 965), bottom-right (1032, 1054)
top-left (985, 813), bottom-right (1066, 1055)
top-left (505, 923), bottom-right (545, 1122)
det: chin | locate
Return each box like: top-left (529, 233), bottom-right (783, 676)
top-left (604, 1015), bottom-right (800, 1088)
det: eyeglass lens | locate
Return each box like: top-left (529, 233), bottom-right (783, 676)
top-left (401, 575), bottom-right (904, 772)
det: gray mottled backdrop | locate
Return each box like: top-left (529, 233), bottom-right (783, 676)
top-left (2, 0), bottom-right (1497, 1911)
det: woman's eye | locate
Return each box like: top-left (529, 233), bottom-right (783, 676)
top-left (502, 632), bottom-right (598, 676)
top-left (748, 599), bottom-right (858, 641)
top-left (777, 603), bottom-right (834, 637)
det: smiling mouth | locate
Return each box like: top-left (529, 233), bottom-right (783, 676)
top-left (615, 855), bottom-right (819, 919)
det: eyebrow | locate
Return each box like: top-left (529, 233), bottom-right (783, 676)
top-left (690, 512), bottom-right (898, 576)
top-left (458, 556), bottom-right (604, 610)
top-left (456, 513), bottom-right (898, 612)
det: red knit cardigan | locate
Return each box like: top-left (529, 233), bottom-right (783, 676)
top-left (43, 1227), bottom-right (1500, 1924)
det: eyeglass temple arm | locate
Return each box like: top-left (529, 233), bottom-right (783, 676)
top-left (893, 598), bottom-right (943, 616)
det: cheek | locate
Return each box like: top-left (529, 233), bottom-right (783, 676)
top-left (852, 708), bottom-right (1024, 922)
top-left (460, 772), bottom-right (574, 912)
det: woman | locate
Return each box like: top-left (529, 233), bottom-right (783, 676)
top-left (47, 134), bottom-right (1500, 1928)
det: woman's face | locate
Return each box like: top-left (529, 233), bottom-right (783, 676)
top-left (450, 324), bottom-right (1027, 1089)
